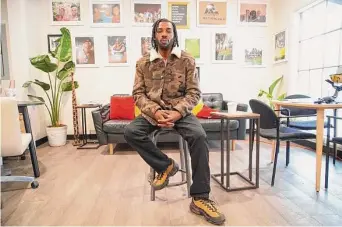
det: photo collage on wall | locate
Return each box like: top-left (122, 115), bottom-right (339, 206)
top-left (48, 0), bottom-right (275, 68)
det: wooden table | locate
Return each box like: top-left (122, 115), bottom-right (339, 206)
top-left (17, 101), bottom-right (44, 177)
top-left (210, 111), bottom-right (260, 192)
top-left (272, 100), bottom-right (342, 192)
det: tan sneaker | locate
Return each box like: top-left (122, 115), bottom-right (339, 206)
top-left (190, 197), bottom-right (226, 225)
top-left (151, 159), bottom-right (179, 190)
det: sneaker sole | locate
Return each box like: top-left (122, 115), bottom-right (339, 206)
top-left (190, 202), bottom-right (225, 226)
top-left (152, 163), bottom-right (179, 191)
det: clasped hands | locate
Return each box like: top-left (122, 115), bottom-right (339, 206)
top-left (155, 109), bottom-right (182, 128)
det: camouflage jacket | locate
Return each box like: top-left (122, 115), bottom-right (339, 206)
top-left (133, 47), bottom-right (201, 125)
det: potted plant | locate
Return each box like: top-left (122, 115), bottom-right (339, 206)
top-left (23, 27), bottom-right (79, 147)
top-left (257, 75), bottom-right (286, 109)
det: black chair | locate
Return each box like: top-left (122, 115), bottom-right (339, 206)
top-left (249, 99), bottom-right (316, 186)
top-left (325, 115), bottom-right (341, 188)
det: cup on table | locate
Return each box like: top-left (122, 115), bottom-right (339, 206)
top-left (227, 102), bottom-right (237, 113)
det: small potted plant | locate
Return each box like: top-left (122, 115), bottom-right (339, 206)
top-left (257, 75), bottom-right (286, 109)
top-left (23, 27), bottom-right (79, 146)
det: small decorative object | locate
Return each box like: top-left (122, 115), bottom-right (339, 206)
top-left (168, 1), bottom-right (190, 29)
top-left (90, 0), bottom-right (123, 27)
top-left (212, 32), bottom-right (234, 63)
top-left (51, 0), bottom-right (82, 25)
top-left (273, 29), bottom-right (287, 64)
top-left (258, 75), bottom-right (286, 109)
top-left (23, 27), bottom-right (79, 147)
top-left (197, 0), bottom-right (227, 27)
top-left (5, 80), bottom-right (16, 97)
top-left (48, 34), bottom-right (62, 53)
top-left (132, 1), bottom-right (162, 26)
top-left (238, 1), bottom-right (268, 26)
top-left (314, 77), bottom-right (342, 104)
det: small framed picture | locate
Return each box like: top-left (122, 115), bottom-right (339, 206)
top-left (212, 32), bottom-right (235, 64)
top-left (73, 36), bottom-right (98, 67)
top-left (47, 34), bottom-right (62, 53)
top-left (181, 33), bottom-right (203, 64)
top-left (168, 1), bottom-right (190, 29)
top-left (106, 34), bottom-right (129, 66)
top-left (242, 37), bottom-right (266, 68)
top-left (238, 1), bottom-right (268, 26)
top-left (273, 29), bottom-right (288, 64)
top-left (51, 0), bottom-right (83, 25)
top-left (197, 0), bottom-right (227, 27)
top-left (140, 36), bottom-right (152, 56)
top-left (90, 0), bottom-right (123, 27)
top-left (132, 1), bottom-right (162, 26)
top-left (195, 66), bottom-right (200, 81)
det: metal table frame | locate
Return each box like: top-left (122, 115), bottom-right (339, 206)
top-left (211, 113), bottom-right (260, 192)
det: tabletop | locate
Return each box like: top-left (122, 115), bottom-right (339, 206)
top-left (76, 103), bottom-right (102, 108)
top-left (272, 100), bottom-right (342, 109)
top-left (17, 101), bottom-right (44, 107)
top-left (210, 111), bottom-right (260, 120)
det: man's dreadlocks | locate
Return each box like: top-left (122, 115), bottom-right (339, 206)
top-left (151, 18), bottom-right (179, 52)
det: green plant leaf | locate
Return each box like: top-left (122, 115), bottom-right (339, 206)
top-left (22, 80), bottom-right (50, 91)
top-left (277, 93), bottom-right (287, 100)
top-left (27, 95), bottom-right (45, 103)
top-left (29, 55), bottom-right (58, 73)
top-left (61, 81), bottom-right (79, 92)
top-left (55, 27), bottom-right (72, 62)
top-left (57, 61), bottom-right (75, 80)
top-left (268, 75), bottom-right (283, 95)
top-left (257, 89), bottom-right (269, 97)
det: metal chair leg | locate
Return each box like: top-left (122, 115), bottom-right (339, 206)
top-left (183, 139), bottom-right (192, 198)
top-left (179, 136), bottom-right (186, 182)
top-left (271, 138), bottom-right (280, 186)
top-left (286, 141), bottom-right (290, 167)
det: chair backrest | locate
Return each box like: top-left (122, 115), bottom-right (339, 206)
top-left (281, 94), bottom-right (317, 116)
top-left (249, 99), bottom-right (278, 129)
top-left (1, 97), bottom-right (23, 157)
top-left (202, 93), bottom-right (223, 110)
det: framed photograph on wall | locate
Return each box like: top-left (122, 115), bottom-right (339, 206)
top-left (47, 34), bottom-right (62, 53)
top-left (106, 35), bottom-right (129, 66)
top-left (212, 32), bottom-right (234, 63)
top-left (181, 34), bottom-right (203, 64)
top-left (195, 66), bottom-right (200, 81)
top-left (51, 0), bottom-right (82, 25)
top-left (197, 0), bottom-right (227, 27)
top-left (168, 1), bottom-right (190, 29)
top-left (238, 1), bottom-right (268, 26)
top-left (273, 29), bottom-right (288, 64)
top-left (90, 0), bottom-right (123, 27)
top-left (73, 36), bottom-right (98, 67)
top-left (141, 36), bottom-right (152, 56)
top-left (132, 1), bottom-right (162, 26)
top-left (242, 37), bottom-right (266, 67)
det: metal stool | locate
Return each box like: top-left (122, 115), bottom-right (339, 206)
top-left (149, 128), bottom-right (192, 201)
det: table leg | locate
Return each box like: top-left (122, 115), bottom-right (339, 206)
top-left (256, 118), bottom-right (260, 188)
top-left (249, 119), bottom-right (253, 180)
top-left (316, 109), bottom-right (324, 192)
top-left (226, 119), bottom-right (230, 189)
top-left (220, 119), bottom-right (224, 185)
top-left (18, 106), bottom-right (40, 178)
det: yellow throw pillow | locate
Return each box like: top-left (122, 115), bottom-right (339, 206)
top-left (192, 100), bottom-right (204, 115)
top-left (134, 105), bottom-right (141, 117)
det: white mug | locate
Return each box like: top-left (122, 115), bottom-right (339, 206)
top-left (4, 88), bottom-right (16, 97)
top-left (227, 102), bottom-right (237, 113)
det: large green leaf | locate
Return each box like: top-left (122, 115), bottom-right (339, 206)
top-left (268, 76), bottom-right (283, 95)
top-left (277, 93), bottom-right (287, 100)
top-left (22, 80), bottom-right (50, 91)
top-left (55, 27), bottom-right (72, 62)
top-left (29, 55), bottom-right (58, 73)
top-left (257, 89), bottom-right (269, 97)
top-left (57, 61), bottom-right (75, 80)
top-left (61, 81), bottom-right (79, 92)
top-left (27, 95), bottom-right (45, 103)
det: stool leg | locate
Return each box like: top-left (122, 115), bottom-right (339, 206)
top-left (183, 139), bottom-right (192, 198)
top-left (150, 167), bottom-right (155, 201)
top-left (179, 136), bottom-right (186, 181)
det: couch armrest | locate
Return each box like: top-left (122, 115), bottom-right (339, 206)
top-left (91, 104), bottom-right (110, 145)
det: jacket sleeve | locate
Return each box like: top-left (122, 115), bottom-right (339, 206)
top-left (173, 58), bottom-right (201, 117)
top-left (132, 62), bottom-right (161, 119)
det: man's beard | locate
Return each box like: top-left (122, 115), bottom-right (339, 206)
top-left (156, 38), bottom-right (174, 50)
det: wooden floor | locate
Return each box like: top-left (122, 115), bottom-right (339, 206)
top-left (1, 138), bottom-right (342, 226)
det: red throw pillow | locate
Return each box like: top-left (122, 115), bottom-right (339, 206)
top-left (110, 96), bottom-right (135, 120)
top-left (196, 105), bottom-right (220, 119)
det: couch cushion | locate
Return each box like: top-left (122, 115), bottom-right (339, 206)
top-left (103, 120), bottom-right (131, 134)
top-left (198, 118), bottom-right (239, 132)
top-left (202, 93), bottom-right (223, 110)
top-left (110, 96), bottom-right (135, 120)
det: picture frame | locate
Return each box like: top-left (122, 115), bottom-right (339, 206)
top-left (89, 0), bottom-right (123, 27)
top-left (50, 0), bottom-right (83, 26)
top-left (168, 1), bottom-right (190, 29)
top-left (273, 29), bottom-right (288, 64)
top-left (73, 35), bottom-right (99, 67)
top-left (212, 31), bottom-right (235, 64)
top-left (197, 0), bottom-right (227, 27)
top-left (140, 36), bottom-right (152, 56)
top-left (238, 0), bottom-right (268, 26)
top-left (105, 34), bottom-right (130, 67)
top-left (132, 1), bottom-right (162, 26)
top-left (196, 66), bottom-right (200, 81)
top-left (242, 37), bottom-right (266, 68)
top-left (47, 34), bottom-right (62, 53)
top-left (181, 33), bottom-right (203, 64)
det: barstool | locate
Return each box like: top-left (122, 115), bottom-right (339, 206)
top-left (149, 128), bottom-right (192, 201)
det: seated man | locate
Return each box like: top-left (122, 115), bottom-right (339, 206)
top-left (124, 18), bottom-right (226, 225)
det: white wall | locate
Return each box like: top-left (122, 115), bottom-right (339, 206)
top-left (5, 0), bottom-right (278, 139)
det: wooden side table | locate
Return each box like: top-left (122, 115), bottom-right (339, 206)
top-left (210, 111), bottom-right (260, 192)
top-left (76, 103), bottom-right (102, 149)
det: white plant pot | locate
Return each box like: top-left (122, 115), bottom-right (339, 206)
top-left (46, 125), bottom-right (67, 147)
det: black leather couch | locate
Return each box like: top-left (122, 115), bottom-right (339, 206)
top-left (92, 93), bottom-right (248, 154)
